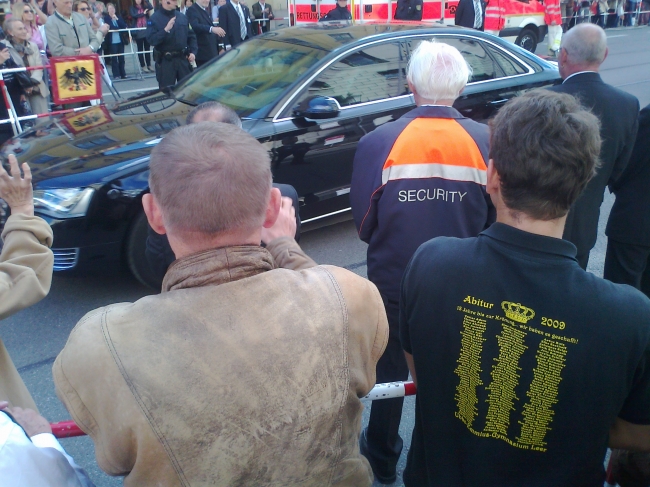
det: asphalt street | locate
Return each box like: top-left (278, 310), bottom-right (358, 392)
top-left (1, 26), bottom-right (648, 487)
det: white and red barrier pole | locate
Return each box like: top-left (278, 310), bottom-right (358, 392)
top-left (50, 381), bottom-right (417, 439)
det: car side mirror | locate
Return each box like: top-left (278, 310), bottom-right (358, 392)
top-left (293, 96), bottom-right (341, 120)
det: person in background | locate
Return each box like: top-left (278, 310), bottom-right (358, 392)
top-left (74, 0), bottom-right (109, 54)
top-left (394, 0), bottom-right (423, 20)
top-left (319, 0), bottom-right (352, 20)
top-left (251, 0), bottom-right (273, 33)
top-left (604, 105), bottom-right (650, 297)
top-left (218, 0), bottom-right (253, 47)
top-left (0, 401), bottom-right (94, 486)
top-left (102, 2), bottom-right (127, 80)
top-left (146, 0), bottom-right (197, 89)
top-left (45, 0), bottom-right (102, 56)
top-left (454, 0), bottom-right (486, 29)
top-left (545, 0), bottom-right (562, 56)
top-left (0, 155), bottom-right (53, 410)
top-left (3, 18), bottom-right (49, 115)
top-left (37, 0), bottom-right (55, 16)
top-left (11, 1), bottom-right (47, 51)
top-left (187, 0), bottom-right (224, 67)
top-left (181, 0), bottom-right (193, 13)
top-left (212, 0), bottom-right (226, 21)
top-left (549, 23), bottom-right (639, 270)
top-left (130, 0), bottom-right (154, 72)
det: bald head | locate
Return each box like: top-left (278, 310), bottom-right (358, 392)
top-left (559, 24), bottom-right (608, 78)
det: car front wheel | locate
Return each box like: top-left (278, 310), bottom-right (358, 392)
top-left (126, 210), bottom-right (164, 290)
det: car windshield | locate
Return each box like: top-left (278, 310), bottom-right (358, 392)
top-left (174, 37), bottom-right (328, 118)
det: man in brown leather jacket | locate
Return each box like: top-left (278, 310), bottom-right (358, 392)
top-left (53, 122), bottom-right (389, 486)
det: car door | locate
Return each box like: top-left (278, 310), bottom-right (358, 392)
top-left (270, 40), bottom-right (413, 222)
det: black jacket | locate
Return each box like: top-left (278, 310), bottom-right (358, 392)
top-left (251, 1), bottom-right (274, 33)
top-left (454, 0), bottom-right (486, 29)
top-left (146, 7), bottom-right (198, 54)
top-left (395, 0), bottom-right (423, 20)
top-left (218, 0), bottom-right (252, 47)
top-left (102, 14), bottom-right (127, 51)
top-left (129, 2), bottom-right (154, 39)
top-left (550, 72), bottom-right (639, 265)
top-left (186, 2), bottom-right (218, 62)
top-left (606, 105), bottom-right (650, 246)
top-left (145, 183), bottom-right (302, 289)
top-left (319, 5), bottom-right (352, 21)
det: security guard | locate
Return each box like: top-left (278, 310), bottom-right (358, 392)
top-left (146, 0), bottom-right (198, 90)
top-left (319, 0), bottom-right (352, 21)
top-left (394, 0), bottom-right (423, 20)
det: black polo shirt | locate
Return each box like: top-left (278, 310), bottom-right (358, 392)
top-left (400, 222), bottom-right (650, 487)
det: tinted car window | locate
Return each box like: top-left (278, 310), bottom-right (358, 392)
top-left (408, 37), bottom-right (501, 83)
top-left (174, 38), bottom-right (328, 117)
top-left (293, 42), bottom-right (408, 109)
top-left (485, 44), bottom-right (529, 76)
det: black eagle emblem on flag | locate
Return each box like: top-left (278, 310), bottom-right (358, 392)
top-left (59, 66), bottom-right (94, 92)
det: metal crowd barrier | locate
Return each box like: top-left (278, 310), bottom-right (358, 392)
top-left (49, 380), bottom-right (417, 439)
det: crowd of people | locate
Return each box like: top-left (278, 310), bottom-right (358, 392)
top-left (0, 19), bottom-right (650, 487)
top-left (0, 0), bottom-right (274, 142)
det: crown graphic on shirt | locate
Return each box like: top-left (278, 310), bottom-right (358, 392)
top-left (501, 301), bottom-right (535, 324)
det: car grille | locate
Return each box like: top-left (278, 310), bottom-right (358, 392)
top-left (53, 248), bottom-right (79, 271)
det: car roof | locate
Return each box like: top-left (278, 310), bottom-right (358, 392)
top-left (267, 23), bottom-right (475, 51)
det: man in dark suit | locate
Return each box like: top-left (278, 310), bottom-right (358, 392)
top-left (604, 104), bottom-right (650, 296)
top-left (550, 23), bottom-right (639, 269)
top-left (454, 0), bottom-right (486, 29)
top-left (187, 0), bottom-right (226, 66)
top-left (218, 0), bottom-right (252, 47)
top-left (251, 0), bottom-right (273, 33)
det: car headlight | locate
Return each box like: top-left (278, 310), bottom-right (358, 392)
top-left (33, 188), bottom-right (95, 218)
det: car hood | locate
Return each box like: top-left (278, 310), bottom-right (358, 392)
top-left (1, 94), bottom-right (197, 188)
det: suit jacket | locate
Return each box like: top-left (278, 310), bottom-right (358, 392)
top-left (187, 2), bottom-right (218, 62)
top-left (606, 104), bottom-right (650, 246)
top-left (219, 0), bottom-right (252, 47)
top-left (454, 0), bottom-right (486, 29)
top-left (251, 1), bottom-right (273, 33)
top-left (45, 10), bottom-right (102, 56)
top-left (550, 72), bottom-right (639, 265)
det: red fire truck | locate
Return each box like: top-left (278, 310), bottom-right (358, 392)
top-left (289, 0), bottom-right (548, 52)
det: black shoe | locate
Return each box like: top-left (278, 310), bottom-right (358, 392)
top-left (359, 428), bottom-right (398, 484)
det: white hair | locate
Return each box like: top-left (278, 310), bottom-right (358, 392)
top-left (561, 23), bottom-right (607, 65)
top-left (406, 40), bottom-right (471, 103)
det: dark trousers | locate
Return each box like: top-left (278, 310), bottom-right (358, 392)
top-left (135, 36), bottom-right (151, 68)
top-left (108, 42), bottom-right (126, 79)
top-left (604, 239), bottom-right (650, 298)
top-left (196, 59), bottom-right (209, 68)
top-left (363, 303), bottom-right (410, 475)
top-left (155, 56), bottom-right (192, 90)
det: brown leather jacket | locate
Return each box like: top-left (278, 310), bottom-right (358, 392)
top-left (0, 214), bottom-right (53, 411)
top-left (54, 237), bottom-right (388, 486)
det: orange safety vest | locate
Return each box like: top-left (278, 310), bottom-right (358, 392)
top-left (544, 0), bottom-right (562, 24)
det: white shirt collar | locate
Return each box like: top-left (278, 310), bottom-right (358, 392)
top-left (563, 70), bottom-right (598, 83)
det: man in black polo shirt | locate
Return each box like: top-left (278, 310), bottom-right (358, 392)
top-left (400, 90), bottom-right (650, 487)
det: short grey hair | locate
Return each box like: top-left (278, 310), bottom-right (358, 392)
top-left (149, 122), bottom-right (272, 235)
top-left (3, 18), bottom-right (22, 35)
top-left (561, 23), bottom-right (607, 65)
top-left (406, 40), bottom-right (471, 103)
top-left (186, 101), bottom-right (242, 127)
